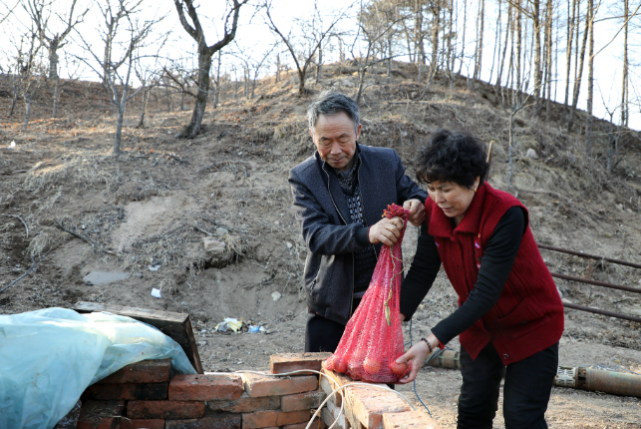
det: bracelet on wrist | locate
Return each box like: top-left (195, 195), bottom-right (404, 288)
top-left (420, 337), bottom-right (434, 354)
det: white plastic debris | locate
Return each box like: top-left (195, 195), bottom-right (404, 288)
top-left (271, 291), bottom-right (281, 302)
top-left (285, 242), bottom-right (293, 250)
top-left (248, 325), bottom-right (260, 334)
top-left (9, 141), bottom-right (16, 149)
top-left (151, 288), bottom-right (162, 298)
top-left (148, 264), bottom-right (160, 272)
top-left (215, 317), bottom-right (243, 333)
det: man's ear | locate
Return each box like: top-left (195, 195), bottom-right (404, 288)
top-left (356, 124), bottom-right (362, 140)
top-left (309, 129), bottom-right (314, 141)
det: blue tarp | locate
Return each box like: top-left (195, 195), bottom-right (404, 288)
top-left (0, 307), bottom-right (197, 429)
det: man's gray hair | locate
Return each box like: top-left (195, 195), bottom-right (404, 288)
top-left (307, 91), bottom-right (360, 136)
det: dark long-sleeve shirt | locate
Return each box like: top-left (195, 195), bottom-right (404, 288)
top-left (400, 206), bottom-right (526, 345)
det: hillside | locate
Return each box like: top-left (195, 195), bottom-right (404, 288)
top-left (2, 62), bottom-right (641, 427)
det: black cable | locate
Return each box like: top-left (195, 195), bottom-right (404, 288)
top-left (409, 319), bottom-right (434, 417)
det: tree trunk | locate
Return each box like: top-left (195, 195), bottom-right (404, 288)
top-left (473, 0), bottom-right (485, 80)
top-left (387, 33), bottom-right (392, 80)
top-left (415, 0), bottom-right (426, 64)
top-left (430, 1), bottom-right (440, 75)
top-left (621, 0), bottom-right (629, 127)
top-left (544, 0), bottom-right (553, 120)
top-left (508, 112), bottom-right (515, 187)
top-left (137, 89), bottom-right (149, 128)
top-left (564, 0), bottom-right (577, 106)
top-left (52, 78), bottom-right (60, 119)
top-left (585, 0), bottom-right (594, 155)
top-left (496, 2), bottom-right (512, 87)
top-left (567, 0), bottom-right (589, 133)
top-left (458, 0), bottom-right (467, 74)
top-left (316, 43), bottom-right (323, 84)
top-left (23, 97), bottom-right (32, 131)
top-left (516, 0), bottom-right (522, 89)
top-left (9, 93), bottom-right (18, 116)
top-left (176, 49), bottom-right (213, 139)
top-left (532, 0), bottom-right (542, 116)
top-left (214, 52), bottom-right (222, 109)
top-left (297, 68), bottom-right (307, 96)
top-left (489, 0), bottom-right (502, 83)
top-left (48, 36), bottom-right (61, 81)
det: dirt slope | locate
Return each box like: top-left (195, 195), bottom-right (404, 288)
top-left (1, 63), bottom-right (641, 427)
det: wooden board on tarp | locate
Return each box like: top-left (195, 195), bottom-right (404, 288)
top-left (72, 301), bottom-right (204, 374)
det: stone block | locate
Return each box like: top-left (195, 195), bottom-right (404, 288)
top-left (203, 237), bottom-right (226, 253)
top-left (169, 374), bottom-right (243, 401)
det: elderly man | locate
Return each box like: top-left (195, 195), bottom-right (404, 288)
top-left (289, 91), bottom-right (427, 353)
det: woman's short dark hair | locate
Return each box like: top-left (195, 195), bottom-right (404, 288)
top-left (416, 129), bottom-right (489, 188)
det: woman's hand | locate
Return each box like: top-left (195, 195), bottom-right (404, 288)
top-left (403, 199), bottom-right (426, 227)
top-left (396, 335), bottom-right (438, 384)
top-left (369, 217), bottom-right (404, 246)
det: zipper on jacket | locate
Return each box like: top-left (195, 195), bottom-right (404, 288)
top-left (321, 158), bottom-right (355, 317)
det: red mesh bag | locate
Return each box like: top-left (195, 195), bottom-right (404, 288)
top-left (325, 203), bottom-right (411, 383)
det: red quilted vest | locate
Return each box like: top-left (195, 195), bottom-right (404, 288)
top-left (426, 183), bottom-right (564, 364)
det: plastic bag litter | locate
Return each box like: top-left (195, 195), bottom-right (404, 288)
top-left (215, 317), bottom-right (244, 332)
top-left (0, 307), bottom-right (196, 429)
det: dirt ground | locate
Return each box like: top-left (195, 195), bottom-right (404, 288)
top-left (2, 63), bottom-right (641, 428)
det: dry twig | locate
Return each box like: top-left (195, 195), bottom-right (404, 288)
top-left (3, 214), bottom-right (29, 237)
top-left (54, 222), bottom-right (117, 255)
top-left (0, 250), bottom-right (51, 294)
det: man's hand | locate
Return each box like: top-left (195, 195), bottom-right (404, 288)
top-left (368, 217), bottom-right (404, 246)
top-left (403, 199), bottom-right (426, 227)
top-left (395, 334), bottom-right (438, 384)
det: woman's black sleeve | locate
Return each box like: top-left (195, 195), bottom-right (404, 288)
top-left (431, 207), bottom-right (526, 345)
top-left (400, 222), bottom-right (442, 320)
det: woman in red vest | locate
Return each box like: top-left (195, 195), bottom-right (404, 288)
top-left (397, 130), bottom-right (564, 429)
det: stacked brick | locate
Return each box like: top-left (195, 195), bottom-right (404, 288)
top-left (75, 353), bottom-right (441, 429)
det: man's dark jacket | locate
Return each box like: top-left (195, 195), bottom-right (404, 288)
top-left (288, 143), bottom-right (427, 325)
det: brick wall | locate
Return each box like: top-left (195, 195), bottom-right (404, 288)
top-left (72, 353), bottom-right (441, 429)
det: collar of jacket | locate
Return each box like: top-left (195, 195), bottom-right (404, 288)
top-left (428, 182), bottom-right (488, 239)
top-left (314, 144), bottom-right (363, 224)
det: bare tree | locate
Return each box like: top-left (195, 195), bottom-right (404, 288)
top-left (173, 0), bottom-right (246, 138)
top-left (76, 0), bottom-right (160, 154)
top-left (350, 1), bottom-right (404, 104)
top-left (265, 0), bottom-right (345, 96)
top-left (1, 29), bottom-right (47, 130)
top-left (230, 42), bottom-right (276, 100)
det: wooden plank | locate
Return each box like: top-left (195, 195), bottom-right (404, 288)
top-left (73, 301), bottom-right (204, 374)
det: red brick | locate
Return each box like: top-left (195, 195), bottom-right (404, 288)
top-left (84, 382), bottom-right (168, 400)
top-left (121, 419), bottom-right (165, 429)
top-left (241, 373), bottom-right (318, 398)
top-left (281, 391), bottom-right (326, 412)
top-left (241, 410), bottom-right (311, 428)
top-left (270, 353), bottom-right (333, 375)
top-left (345, 386), bottom-right (411, 429)
top-left (164, 412), bottom-right (241, 428)
top-left (78, 400), bottom-right (125, 429)
top-left (207, 392), bottom-right (280, 413)
top-left (97, 359), bottom-right (171, 384)
top-left (281, 418), bottom-right (326, 429)
top-left (382, 411), bottom-right (442, 429)
top-left (127, 401), bottom-right (205, 419)
top-left (169, 374), bottom-right (243, 401)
